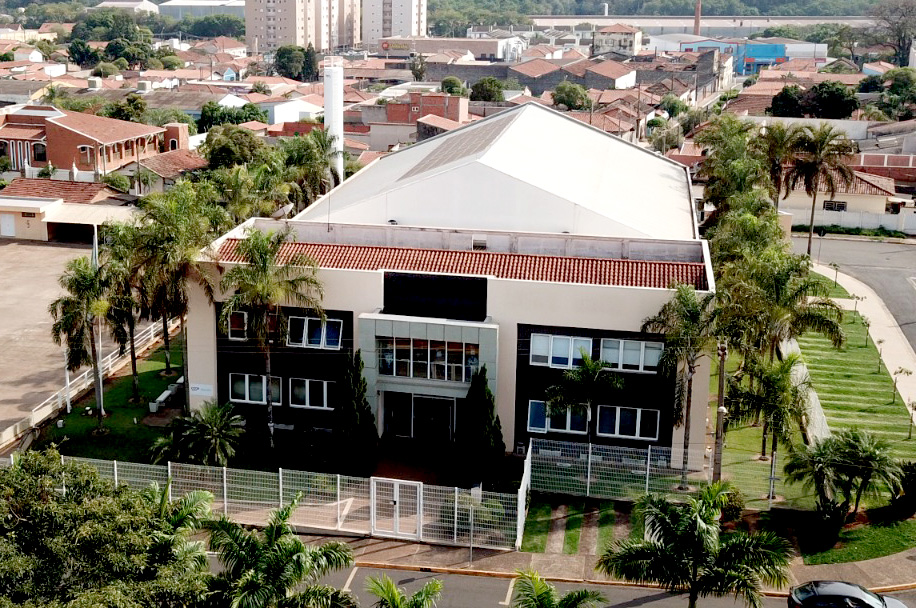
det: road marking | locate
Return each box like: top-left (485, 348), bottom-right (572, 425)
top-left (499, 578), bottom-right (516, 606)
top-left (342, 567), bottom-right (359, 593)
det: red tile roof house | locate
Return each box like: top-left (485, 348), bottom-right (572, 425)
top-left (184, 103), bottom-right (714, 483)
top-left (0, 105), bottom-right (190, 183)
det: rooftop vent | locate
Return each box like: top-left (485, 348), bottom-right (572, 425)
top-left (472, 234), bottom-right (487, 251)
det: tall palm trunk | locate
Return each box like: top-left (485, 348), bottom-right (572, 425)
top-left (680, 365), bottom-right (695, 489)
top-left (127, 312), bottom-right (139, 402)
top-left (853, 472), bottom-right (871, 515)
top-left (265, 347), bottom-right (275, 450)
top-left (760, 422), bottom-right (769, 460)
top-left (88, 318), bottom-right (104, 429)
top-left (161, 315), bottom-right (171, 374)
top-left (806, 190), bottom-right (819, 256)
top-left (769, 432), bottom-right (779, 498)
top-left (181, 316), bottom-right (190, 413)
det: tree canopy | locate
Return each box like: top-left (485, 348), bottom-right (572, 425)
top-left (470, 77), bottom-right (506, 102)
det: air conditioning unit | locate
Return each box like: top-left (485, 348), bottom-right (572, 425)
top-left (515, 442), bottom-right (527, 456)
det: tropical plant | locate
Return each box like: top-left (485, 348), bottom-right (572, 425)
top-left (833, 428), bottom-right (901, 515)
top-left (218, 228), bottom-right (323, 448)
top-left (643, 284), bottom-right (717, 489)
top-left (142, 479), bottom-right (212, 571)
top-left (463, 364), bottom-right (505, 470)
top-left (366, 574), bottom-right (443, 608)
top-left (333, 349), bottom-right (379, 471)
top-left (545, 353), bottom-right (622, 444)
top-left (206, 494), bottom-right (356, 608)
top-left (511, 570), bottom-right (605, 608)
top-left (596, 482), bottom-right (792, 608)
top-left (251, 80), bottom-right (271, 95)
top-left (784, 123), bottom-right (856, 256)
top-left (752, 122), bottom-right (801, 208)
top-left (151, 400), bottom-right (245, 466)
top-left (49, 256), bottom-right (108, 429)
top-left (695, 114), bottom-right (768, 213)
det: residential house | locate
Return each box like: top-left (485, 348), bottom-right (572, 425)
top-left (93, 0), bottom-right (159, 12)
top-left (139, 148), bottom-right (208, 193)
top-left (13, 47), bottom-right (44, 63)
top-left (185, 103), bottom-right (712, 469)
top-left (863, 61), bottom-right (896, 76)
top-left (593, 24), bottom-right (643, 57)
top-left (0, 80), bottom-right (53, 104)
top-left (193, 37), bottom-right (248, 58)
top-left (781, 169), bottom-right (898, 214)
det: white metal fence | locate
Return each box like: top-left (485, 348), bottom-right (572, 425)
top-left (0, 454), bottom-right (521, 551)
top-left (0, 320), bottom-right (176, 452)
top-left (792, 209), bottom-right (916, 235)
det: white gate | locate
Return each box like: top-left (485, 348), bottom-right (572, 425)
top-left (0, 213), bottom-right (14, 237)
top-left (370, 477), bottom-right (422, 540)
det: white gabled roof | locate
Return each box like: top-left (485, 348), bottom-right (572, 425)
top-left (296, 103), bottom-right (697, 241)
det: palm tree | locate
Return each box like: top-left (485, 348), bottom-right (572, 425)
top-left (596, 482), bottom-right (792, 608)
top-left (366, 574), bottom-right (443, 608)
top-left (545, 353), bottom-right (622, 444)
top-left (219, 228), bottom-right (323, 448)
top-left (511, 570), bottom-right (604, 608)
top-left (833, 428), bottom-right (900, 516)
top-left (753, 122), bottom-right (801, 209)
top-left (151, 400), bottom-right (245, 466)
top-left (49, 256), bottom-right (108, 429)
top-left (101, 221), bottom-right (144, 402)
top-left (642, 284), bottom-right (717, 489)
top-left (784, 436), bottom-right (844, 521)
top-left (783, 123), bottom-right (856, 255)
top-left (206, 495), bottom-right (356, 608)
top-left (142, 480), bottom-right (213, 571)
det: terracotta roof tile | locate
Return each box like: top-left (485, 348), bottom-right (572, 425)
top-left (1, 178), bottom-right (128, 203)
top-left (216, 240), bottom-right (708, 290)
top-left (50, 110), bottom-right (164, 144)
top-left (140, 149), bottom-right (208, 179)
top-left (598, 24), bottom-right (640, 33)
top-left (509, 58), bottom-right (561, 78)
top-left (586, 60), bottom-right (634, 80)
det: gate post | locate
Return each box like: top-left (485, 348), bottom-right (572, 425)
top-left (167, 462), bottom-right (172, 502)
top-left (223, 466), bottom-right (228, 516)
top-left (113, 460), bottom-right (118, 486)
top-left (586, 443), bottom-right (592, 497)
top-left (453, 487), bottom-right (459, 544)
top-left (336, 474), bottom-right (342, 530)
top-left (278, 468), bottom-right (283, 508)
top-left (645, 445), bottom-right (652, 495)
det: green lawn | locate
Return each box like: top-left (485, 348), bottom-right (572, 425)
top-left (38, 339), bottom-right (183, 463)
top-left (521, 498), bottom-right (552, 553)
top-left (596, 500), bottom-right (616, 554)
top-left (810, 271), bottom-right (852, 300)
top-left (797, 312), bottom-right (913, 460)
top-left (562, 500), bottom-right (585, 554)
top-left (801, 517), bottom-right (916, 565)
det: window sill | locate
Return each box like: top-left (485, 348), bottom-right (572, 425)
top-left (289, 404), bottom-right (334, 411)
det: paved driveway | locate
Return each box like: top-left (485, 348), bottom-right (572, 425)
top-left (793, 236), bottom-right (916, 352)
top-left (0, 239), bottom-right (118, 435)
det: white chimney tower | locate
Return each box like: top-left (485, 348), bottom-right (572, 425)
top-left (323, 56), bottom-right (345, 182)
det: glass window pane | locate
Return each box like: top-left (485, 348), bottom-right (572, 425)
top-left (288, 317), bottom-right (305, 345)
top-left (530, 334), bottom-right (549, 365)
top-left (622, 341), bottom-right (642, 370)
top-left (447, 342), bottom-right (463, 381)
top-left (309, 380), bottom-right (325, 408)
top-left (306, 318), bottom-right (323, 346)
top-left (551, 336), bottom-right (570, 367)
top-left (395, 338), bottom-right (411, 377)
top-left (412, 339), bottom-right (428, 379)
top-left (598, 406), bottom-right (617, 435)
top-left (570, 409), bottom-right (587, 432)
top-left (549, 410), bottom-right (568, 431)
top-left (430, 340), bottom-right (446, 380)
top-left (464, 343), bottom-right (479, 382)
top-left (644, 343), bottom-right (663, 371)
top-left (639, 409), bottom-right (659, 439)
top-left (572, 338), bottom-right (591, 367)
top-left (248, 376), bottom-right (265, 403)
top-left (229, 312), bottom-right (245, 339)
top-left (325, 320), bottom-right (342, 348)
top-left (601, 339), bottom-right (620, 368)
top-left (377, 338), bottom-right (394, 376)
top-left (230, 374), bottom-right (246, 401)
top-left (291, 379), bottom-right (307, 406)
top-left (619, 407), bottom-right (638, 437)
top-left (528, 401), bottom-right (547, 431)
top-left (325, 382), bottom-right (334, 409)
top-left (268, 377), bottom-right (281, 403)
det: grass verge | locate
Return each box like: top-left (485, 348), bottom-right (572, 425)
top-left (562, 500), bottom-right (585, 554)
top-left (521, 497), bottom-right (552, 553)
top-left (801, 516), bottom-right (916, 565)
top-left (596, 500), bottom-right (616, 554)
top-left (810, 271), bottom-right (852, 300)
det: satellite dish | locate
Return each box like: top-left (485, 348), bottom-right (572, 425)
top-left (271, 203), bottom-right (294, 219)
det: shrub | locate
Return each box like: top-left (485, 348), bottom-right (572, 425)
top-left (102, 172), bottom-right (130, 192)
top-left (92, 61), bottom-right (118, 77)
top-left (112, 57), bottom-right (129, 71)
top-left (37, 162), bottom-right (55, 178)
top-left (720, 488), bottom-right (745, 523)
top-left (0, 155), bottom-right (11, 172)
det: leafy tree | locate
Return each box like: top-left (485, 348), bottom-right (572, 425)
top-left (552, 80), bottom-right (591, 110)
top-left (802, 81), bottom-right (859, 119)
top-left (642, 284), bottom-right (716, 489)
top-left (112, 56), bottom-right (130, 71)
top-left (189, 14), bottom-right (244, 37)
top-left (0, 51), bottom-right (12, 62)
top-left (274, 44), bottom-right (305, 80)
top-left (333, 350), bottom-right (378, 470)
top-left (141, 107), bottom-right (198, 134)
top-left (202, 123), bottom-right (268, 169)
top-left (366, 574), bottom-right (443, 608)
top-left (219, 228), bottom-right (323, 447)
top-left (251, 80), bottom-right (271, 95)
top-left (441, 76), bottom-right (465, 95)
top-left (659, 93), bottom-right (688, 117)
top-left (679, 107), bottom-right (709, 135)
top-left (198, 101), bottom-right (268, 132)
top-left (303, 42), bottom-right (320, 81)
top-left (463, 365), bottom-right (505, 469)
top-left (211, 162), bottom-right (293, 221)
top-left (784, 123), bottom-right (856, 255)
top-left (151, 400), bottom-right (245, 466)
top-left (470, 76), bottom-right (505, 102)
top-left (92, 61), bottom-right (119, 77)
top-left (410, 54), bottom-right (428, 81)
top-left (49, 257), bottom-right (108, 430)
top-left (279, 128), bottom-right (341, 207)
top-left (100, 221), bottom-right (142, 401)
top-left (885, 67), bottom-right (916, 95)
top-left (0, 449), bottom-right (210, 606)
top-left (752, 121), bottom-right (801, 208)
top-left (206, 495), bottom-right (356, 607)
top-left (100, 92), bottom-right (147, 123)
top-left (596, 483), bottom-right (792, 608)
top-left (105, 37), bottom-right (152, 68)
top-left (512, 570), bottom-right (604, 608)
top-left (161, 55), bottom-right (183, 70)
top-left (871, 0), bottom-right (916, 66)
top-left (146, 56), bottom-right (163, 69)
top-left (768, 85), bottom-right (804, 117)
top-left (649, 118), bottom-right (683, 152)
top-left (545, 353), bottom-right (622, 444)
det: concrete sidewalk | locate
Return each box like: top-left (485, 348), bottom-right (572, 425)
top-left (812, 262), bottom-right (916, 426)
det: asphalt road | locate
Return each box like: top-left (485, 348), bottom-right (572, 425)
top-left (317, 565), bottom-right (916, 608)
top-left (792, 236), bottom-right (916, 352)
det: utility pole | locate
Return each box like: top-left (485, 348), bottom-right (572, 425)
top-left (713, 342), bottom-right (728, 482)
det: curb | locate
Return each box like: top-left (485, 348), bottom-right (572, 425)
top-left (790, 234), bottom-right (916, 245)
top-left (352, 560), bottom-right (916, 595)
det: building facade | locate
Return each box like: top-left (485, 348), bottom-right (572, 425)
top-left (246, 0), bottom-right (359, 53)
top-left (593, 24), bottom-right (643, 56)
top-left (186, 103), bottom-right (713, 470)
top-left (363, 0), bottom-right (427, 51)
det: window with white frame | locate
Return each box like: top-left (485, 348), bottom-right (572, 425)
top-left (228, 311), bottom-right (247, 341)
top-left (542, 405), bottom-right (588, 434)
top-left (527, 400), bottom-right (548, 433)
top-left (600, 339), bottom-right (663, 373)
top-left (289, 378), bottom-right (333, 409)
top-left (530, 334), bottom-right (591, 369)
top-left (823, 200), bottom-right (847, 212)
top-left (288, 316), bottom-right (342, 349)
top-left (376, 337), bottom-right (478, 382)
top-left (597, 405), bottom-right (659, 440)
top-left (229, 373), bottom-right (280, 404)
